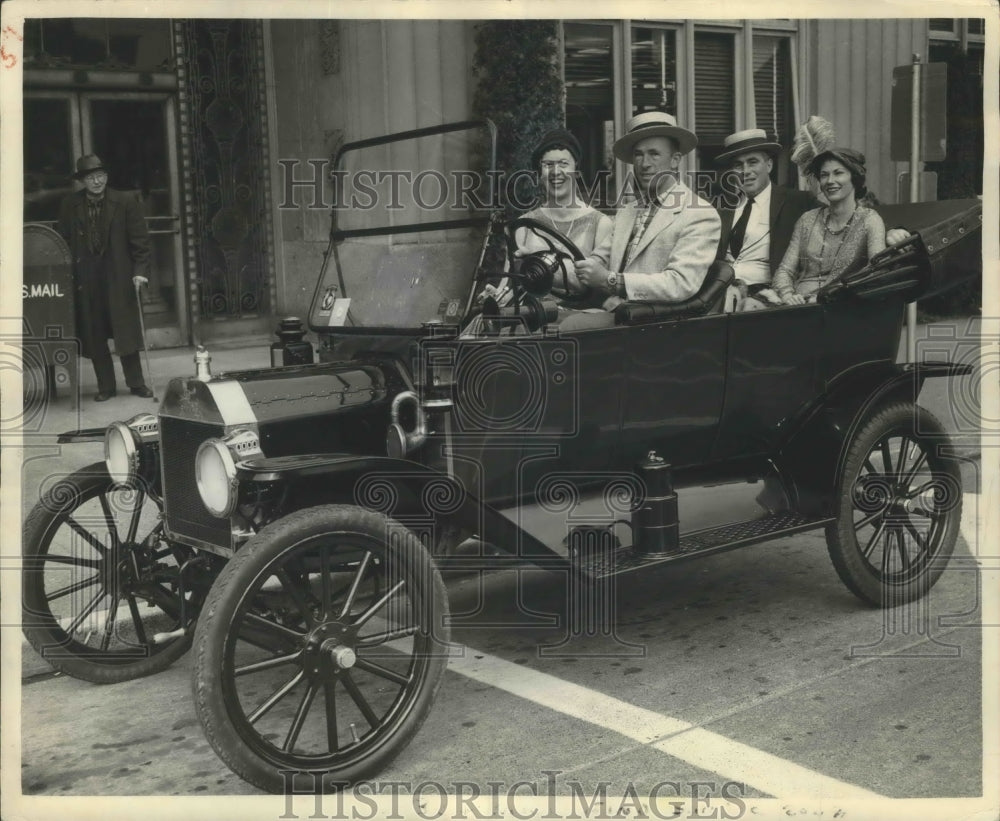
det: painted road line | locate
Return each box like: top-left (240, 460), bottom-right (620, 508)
top-left (445, 489), bottom-right (984, 800)
top-left (654, 729), bottom-right (878, 800)
top-left (960, 491), bottom-right (987, 558)
top-left (448, 644), bottom-right (883, 800)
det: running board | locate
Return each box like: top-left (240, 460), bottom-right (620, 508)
top-left (574, 512), bottom-right (833, 581)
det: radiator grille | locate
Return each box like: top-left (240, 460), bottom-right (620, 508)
top-left (160, 416), bottom-right (232, 547)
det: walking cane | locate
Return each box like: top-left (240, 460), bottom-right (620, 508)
top-left (133, 276), bottom-right (158, 401)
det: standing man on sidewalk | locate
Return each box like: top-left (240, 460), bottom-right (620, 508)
top-left (57, 154), bottom-right (153, 401)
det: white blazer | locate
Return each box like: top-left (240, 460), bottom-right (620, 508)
top-left (605, 182), bottom-right (722, 303)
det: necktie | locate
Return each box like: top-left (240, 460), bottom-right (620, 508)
top-left (623, 199), bottom-right (657, 268)
top-left (87, 198), bottom-right (104, 255)
top-left (728, 196), bottom-right (755, 259)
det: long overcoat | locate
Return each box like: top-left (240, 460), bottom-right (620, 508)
top-left (57, 188), bottom-right (151, 358)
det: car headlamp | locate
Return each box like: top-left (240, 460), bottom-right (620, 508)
top-left (105, 422), bottom-right (139, 485)
top-left (196, 440), bottom-right (238, 518)
top-left (195, 429), bottom-right (260, 518)
top-left (104, 413), bottom-right (158, 485)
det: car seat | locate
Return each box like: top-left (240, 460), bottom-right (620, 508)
top-left (612, 259), bottom-right (736, 325)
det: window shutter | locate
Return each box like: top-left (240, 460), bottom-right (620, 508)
top-left (967, 18), bottom-right (985, 36)
top-left (694, 32), bottom-right (735, 145)
top-left (564, 23), bottom-right (614, 112)
top-left (631, 27), bottom-right (678, 115)
top-left (928, 18), bottom-right (957, 33)
top-left (564, 23), bottom-right (616, 185)
top-left (752, 35), bottom-right (793, 146)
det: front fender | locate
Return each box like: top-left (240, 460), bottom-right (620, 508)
top-left (235, 454), bottom-right (565, 566)
top-left (775, 361), bottom-right (971, 516)
top-left (56, 427), bottom-right (107, 444)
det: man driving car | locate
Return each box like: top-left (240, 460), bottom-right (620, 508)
top-left (564, 111), bottom-right (721, 330)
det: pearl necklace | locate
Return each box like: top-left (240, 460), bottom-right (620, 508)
top-left (818, 206), bottom-right (858, 268)
top-left (540, 208), bottom-right (580, 240)
top-left (824, 206), bottom-right (857, 235)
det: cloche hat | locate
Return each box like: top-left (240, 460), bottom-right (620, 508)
top-left (530, 128), bottom-right (583, 169)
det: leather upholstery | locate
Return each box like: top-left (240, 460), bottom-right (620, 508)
top-left (613, 260), bottom-right (735, 325)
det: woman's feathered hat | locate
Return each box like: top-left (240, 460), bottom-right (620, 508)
top-left (790, 116), bottom-right (836, 179)
top-left (808, 147), bottom-right (869, 199)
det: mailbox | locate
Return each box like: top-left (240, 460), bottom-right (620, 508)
top-left (22, 224), bottom-right (80, 408)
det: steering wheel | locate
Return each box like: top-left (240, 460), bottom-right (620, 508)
top-left (504, 217), bottom-right (594, 306)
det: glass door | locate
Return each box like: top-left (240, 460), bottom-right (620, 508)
top-left (24, 90), bottom-right (186, 348)
top-left (24, 92), bottom-right (82, 224)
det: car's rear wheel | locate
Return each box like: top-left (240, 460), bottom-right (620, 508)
top-left (825, 402), bottom-right (962, 606)
top-left (22, 462), bottom-right (199, 683)
top-left (192, 505), bottom-right (450, 793)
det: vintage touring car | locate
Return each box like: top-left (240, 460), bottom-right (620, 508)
top-left (22, 121), bottom-right (981, 793)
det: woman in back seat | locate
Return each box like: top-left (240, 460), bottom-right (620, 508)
top-left (773, 148), bottom-right (886, 305)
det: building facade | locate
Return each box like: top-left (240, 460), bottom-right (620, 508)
top-left (21, 17), bottom-right (986, 346)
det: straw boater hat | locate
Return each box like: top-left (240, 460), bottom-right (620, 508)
top-left (714, 129), bottom-right (782, 165)
top-left (73, 154), bottom-right (109, 179)
top-left (612, 111), bottom-right (698, 162)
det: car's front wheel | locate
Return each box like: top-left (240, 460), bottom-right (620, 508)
top-left (825, 401), bottom-right (963, 606)
top-left (22, 462), bottom-right (199, 683)
top-left (192, 505), bottom-right (450, 793)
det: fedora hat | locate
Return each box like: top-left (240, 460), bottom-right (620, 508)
top-left (73, 154), bottom-right (109, 179)
top-left (612, 111), bottom-right (697, 162)
top-left (714, 129), bottom-right (782, 165)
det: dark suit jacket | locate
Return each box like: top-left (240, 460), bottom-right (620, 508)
top-left (716, 184), bottom-right (817, 275)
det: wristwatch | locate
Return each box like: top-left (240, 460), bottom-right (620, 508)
top-left (606, 271), bottom-right (619, 293)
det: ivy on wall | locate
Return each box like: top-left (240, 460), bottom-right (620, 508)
top-left (472, 20), bottom-right (563, 212)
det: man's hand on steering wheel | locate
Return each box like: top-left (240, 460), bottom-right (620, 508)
top-left (573, 258), bottom-right (614, 294)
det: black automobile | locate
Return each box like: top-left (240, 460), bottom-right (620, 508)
top-left (22, 121), bottom-right (981, 793)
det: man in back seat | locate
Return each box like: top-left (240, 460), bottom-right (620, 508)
top-left (716, 128), bottom-right (913, 313)
top-left (563, 112), bottom-right (721, 330)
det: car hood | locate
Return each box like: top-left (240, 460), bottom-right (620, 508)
top-left (159, 361), bottom-right (388, 427)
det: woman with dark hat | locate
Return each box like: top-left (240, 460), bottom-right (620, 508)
top-left (772, 147), bottom-right (886, 305)
top-left (512, 128), bottom-right (612, 306)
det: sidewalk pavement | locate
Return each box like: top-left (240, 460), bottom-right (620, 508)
top-left (25, 339), bottom-right (275, 437)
